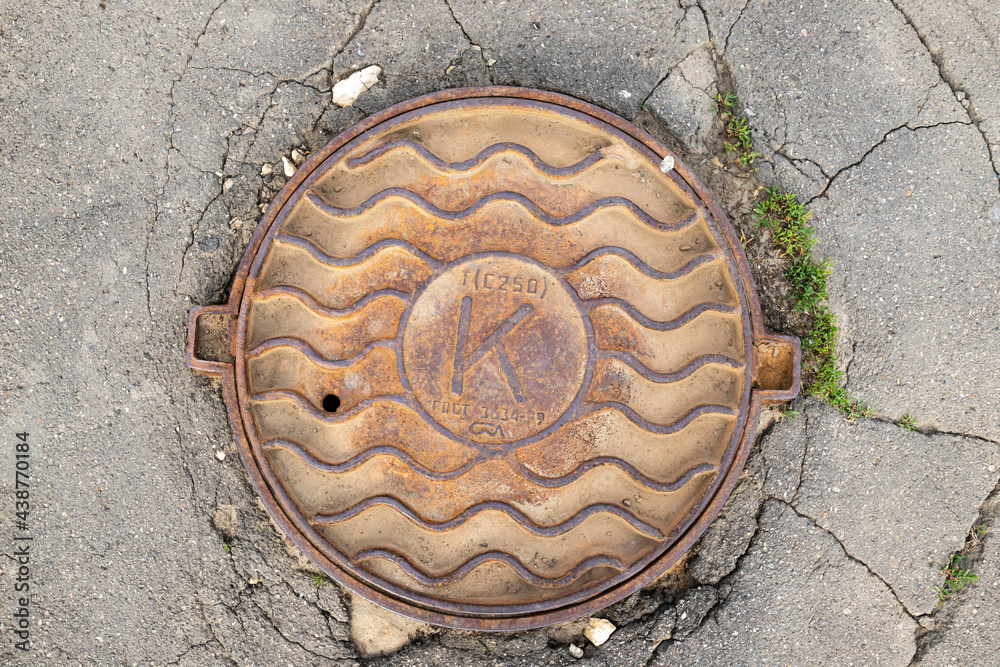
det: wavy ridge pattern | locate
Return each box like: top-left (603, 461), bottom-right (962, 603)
top-left (597, 350), bottom-right (741, 384)
top-left (517, 408), bottom-right (735, 480)
top-left (307, 189), bottom-right (697, 232)
top-left (247, 341), bottom-right (402, 414)
top-left (265, 438), bottom-right (477, 480)
top-left (355, 548), bottom-right (624, 588)
top-left (313, 496), bottom-right (664, 540)
top-left (247, 337), bottom-right (396, 369)
top-left (276, 232), bottom-right (444, 270)
top-left (289, 188), bottom-right (713, 274)
top-left (251, 396), bottom-right (478, 473)
top-left (254, 285), bottom-right (409, 319)
top-left (564, 247), bottom-right (720, 281)
top-left (347, 140), bottom-right (605, 177)
top-left (247, 289), bottom-right (404, 360)
top-left (250, 391), bottom-right (419, 423)
top-left (514, 458), bottom-right (716, 493)
top-left (586, 299), bottom-right (737, 331)
top-left (589, 304), bottom-right (744, 375)
top-left (259, 235), bottom-right (436, 310)
top-left (568, 253), bottom-right (736, 323)
top-left (585, 403), bottom-right (737, 435)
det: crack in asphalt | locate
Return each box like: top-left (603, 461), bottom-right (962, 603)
top-left (788, 407), bottom-right (809, 504)
top-left (331, 0), bottom-right (382, 71)
top-left (723, 0), bottom-right (752, 53)
top-left (861, 414), bottom-right (1000, 447)
top-left (637, 42), bottom-right (717, 122)
top-left (164, 0), bottom-right (385, 306)
top-left (888, 0), bottom-right (1000, 190)
top-left (443, 0), bottom-right (496, 85)
top-left (148, 0), bottom-right (228, 320)
top-left (909, 488), bottom-right (999, 664)
top-left (633, 1), bottom-right (712, 117)
top-left (779, 499), bottom-right (923, 623)
top-left (805, 120), bottom-right (972, 206)
top-left (773, 146), bottom-right (828, 184)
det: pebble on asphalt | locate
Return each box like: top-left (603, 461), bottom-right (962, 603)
top-left (584, 618), bottom-right (616, 646)
top-left (332, 65), bottom-right (382, 107)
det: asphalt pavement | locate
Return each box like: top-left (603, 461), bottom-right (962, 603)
top-left (1, 0), bottom-right (998, 664)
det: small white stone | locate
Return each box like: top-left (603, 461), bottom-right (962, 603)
top-left (584, 618), bottom-right (616, 646)
top-left (843, 608), bottom-right (851, 615)
top-left (659, 155), bottom-right (675, 173)
top-left (261, 163), bottom-right (272, 176)
top-left (282, 155), bottom-right (295, 177)
top-left (619, 89), bottom-right (632, 99)
top-left (988, 465), bottom-right (996, 472)
top-left (223, 178), bottom-right (234, 193)
top-left (568, 644), bottom-right (583, 658)
top-left (215, 449), bottom-right (226, 462)
top-left (332, 65), bottom-right (382, 107)
top-left (291, 149), bottom-right (305, 165)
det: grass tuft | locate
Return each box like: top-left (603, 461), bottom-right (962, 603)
top-left (754, 186), bottom-right (870, 420)
top-left (714, 93), bottom-right (760, 168)
top-left (786, 257), bottom-right (832, 313)
top-left (754, 189), bottom-right (815, 256)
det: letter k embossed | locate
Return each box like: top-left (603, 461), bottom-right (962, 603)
top-left (451, 296), bottom-right (532, 402)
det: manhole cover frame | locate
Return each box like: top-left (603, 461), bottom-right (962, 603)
top-left (187, 86), bottom-right (800, 631)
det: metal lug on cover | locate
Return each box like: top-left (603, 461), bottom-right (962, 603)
top-left (753, 333), bottom-right (801, 404)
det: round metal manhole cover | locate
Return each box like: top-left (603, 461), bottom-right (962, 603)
top-left (187, 87), bottom-right (800, 630)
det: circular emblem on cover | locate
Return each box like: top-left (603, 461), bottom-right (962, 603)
top-left (403, 255), bottom-right (590, 445)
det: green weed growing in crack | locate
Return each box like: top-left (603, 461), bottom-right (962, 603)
top-left (711, 91), bottom-right (736, 114)
top-left (936, 553), bottom-right (977, 602)
top-left (754, 189), bottom-right (814, 256)
top-left (313, 574), bottom-right (328, 588)
top-left (754, 187), bottom-right (870, 420)
top-left (899, 413), bottom-right (917, 430)
top-left (713, 93), bottom-right (759, 168)
top-left (223, 543), bottom-right (231, 552)
top-left (780, 406), bottom-right (799, 420)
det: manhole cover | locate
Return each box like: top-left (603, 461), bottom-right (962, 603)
top-left (188, 87), bottom-right (800, 630)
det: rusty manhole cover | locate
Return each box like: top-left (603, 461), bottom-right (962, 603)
top-left (188, 87), bottom-right (800, 630)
